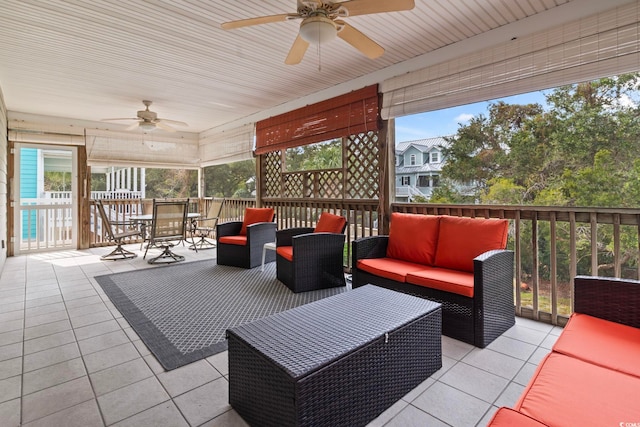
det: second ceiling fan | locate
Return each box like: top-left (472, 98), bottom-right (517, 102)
top-left (221, 0), bottom-right (415, 65)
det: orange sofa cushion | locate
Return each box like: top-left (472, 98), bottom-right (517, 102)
top-left (276, 246), bottom-right (293, 261)
top-left (314, 213), bottom-right (347, 233)
top-left (386, 213), bottom-right (440, 266)
top-left (487, 408), bottom-right (548, 427)
top-left (218, 235), bottom-right (247, 246)
top-left (434, 216), bottom-right (508, 272)
top-left (515, 352), bottom-right (640, 426)
top-left (240, 208), bottom-right (274, 235)
top-left (357, 258), bottom-right (426, 283)
top-left (552, 312), bottom-right (640, 378)
top-left (406, 267), bottom-right (475, 297)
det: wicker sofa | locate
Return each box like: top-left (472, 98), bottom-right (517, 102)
top-left (488, 275), bottom-right (640, 426)
top-left (352, 213), bottom-right (514, 347)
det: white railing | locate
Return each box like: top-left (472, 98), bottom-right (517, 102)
top-left (46, 190), bottom-right (143, 200)
top-left (18, 201), bottom-right (73, 251)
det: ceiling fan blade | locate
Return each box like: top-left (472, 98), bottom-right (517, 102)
top-left (336, 22), bottom-right (384, 59)
top-left (155, 122), bottom-right (177, 132)
top-left (285, 35), bottom-right (310, 65)
top-left (125, 122), bottom-right (139, 131)
top-left (157, 118), bottom-right (188, 127)
top-left (101, 117), bottom-right (138, 122)
top-left (221, 14), bottom-right (295, 30)
top-left (340, 0), bottom-right (415, 17)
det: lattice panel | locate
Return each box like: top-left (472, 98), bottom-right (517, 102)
top-left (284, 173), bottom-right (305, 198)
top-left (317, 170), bottom-right (343, 198)
top-left (346, 132), bottom-right (380, 199)
top-left (263, 151), bottom-right (282, 198)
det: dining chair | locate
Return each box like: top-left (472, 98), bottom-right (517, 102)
top-left (96, 199), bottom-right (142, 260)
top-left (190, 198), bottom-right (225, 250)
top-left (143, 199), bottom-right (190, 264)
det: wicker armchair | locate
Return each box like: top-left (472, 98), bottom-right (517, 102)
top-left (217, 208), bottom-right (276, 269)
top-left (276, 212), bottom-right (347, 293)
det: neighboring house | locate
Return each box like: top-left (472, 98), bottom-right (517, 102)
top-left (395, 137), bottom-right (448, 202)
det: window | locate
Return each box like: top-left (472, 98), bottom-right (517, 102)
top-left (401, 176), bottom-right (410, 185)
top-left (430, 152), bottom-right (439, 163)
top-left (410, 154), bottom-right (416, 166)
top-left (418, 176), bottom-right (430, 187)
top-left (432, 174), bottom-right (440, 187)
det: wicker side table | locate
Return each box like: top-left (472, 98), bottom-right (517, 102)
top-left (227, 284), bottom-right (442, 427)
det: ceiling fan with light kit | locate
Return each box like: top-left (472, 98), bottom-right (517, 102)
top-left (221, 0), bottom-right (415, 65)
top-left (101, 100), bottom-right (188, 132)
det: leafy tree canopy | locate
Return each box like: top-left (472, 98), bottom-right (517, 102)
top-left (439, 73), bottom-right (640, 208)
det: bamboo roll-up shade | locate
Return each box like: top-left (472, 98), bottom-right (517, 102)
top-left (85, 128), bottom-right (199, 168)
top-left (381, 2), bottom-right (640, 119)
top-left (199, 123), bottom-right (254, 166)
top-left (255, 85), bottom-right (380, 155)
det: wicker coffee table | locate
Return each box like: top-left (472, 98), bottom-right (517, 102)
top-left (227, 284), bottom-right (442, 427)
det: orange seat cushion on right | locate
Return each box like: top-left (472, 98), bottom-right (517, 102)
top-left (218, 235), bottom-right (247, 246)
top-left (276, 246), bottom-right (293, 261)
top-left (486, 408), bottom-right (548, 427)
top-left (515, 352), bottom-right (640, 426)
top-left (386, 213), bottom-right (440, 266)
top-left (552, 312), bottom-right (640, 378)
top-left (406, 267), bottom-right (474, 297)
top-left (314, 212), bottom-right (347, 233)
top-left (434, 216), bottom-right (508, 272)
top-left (357, 258), bottom-right (426, 283)
top-left (239, 208), bottom-right (274, 235)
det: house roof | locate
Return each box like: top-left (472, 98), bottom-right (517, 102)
top-left (0, 0), bottom-right (628, 138)
top-left (396, 137), bottom-right (450, 155)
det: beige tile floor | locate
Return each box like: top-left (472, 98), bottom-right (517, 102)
top-left (0, 243), bottom-right (562, 426)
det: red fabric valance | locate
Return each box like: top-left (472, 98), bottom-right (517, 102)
top-left (255, 84), bottom-right (380, 155)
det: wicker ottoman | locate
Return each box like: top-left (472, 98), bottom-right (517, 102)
top-left (227, 284), bottom-right (442, 427)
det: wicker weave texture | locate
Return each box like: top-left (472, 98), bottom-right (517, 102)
top-left (228, 285), bottom-right (442, 427)
top-left (216, 221), bottom-right (276, 269)
top-left (574, 275), bottom-right (640, 328)
top-left (276, 228), bottom-right (346, 293)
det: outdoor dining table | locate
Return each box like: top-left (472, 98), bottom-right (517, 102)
top-left (131, 212), bottom-right (201, 250)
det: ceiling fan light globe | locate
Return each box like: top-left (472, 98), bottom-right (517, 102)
top-left (299, 16), bottom-right (337, 44)
top-left (138, 122), bottom-right (156, 131)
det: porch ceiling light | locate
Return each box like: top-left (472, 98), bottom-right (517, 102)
top-left (299, 16), bottom-right (337, 44)
top-left (138, 121), bottom-right (156, 131)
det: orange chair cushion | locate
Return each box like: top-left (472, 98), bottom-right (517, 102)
top-left (486, 408), bottom-right (548, 427)
top-left (239, 208), bottom-right (274, 235)
top-left (276, 246), bottom-right (293, 261)
top-left (406, 267), bottom-right (475, 297)
top-left (515, 352), bottom-right (640, 426)
top-left (386, 213), bottom-right (440, 266)
top-left (218, 235), bottom-right (247, 246)
top-left (314, 212), bottom-right (347, 233)
top-left (434, 216), bottom-right (508, 272)
top-left (552, 312), bottom-right (640, 378)
top-left (357, 258), bottom-right (426, 283)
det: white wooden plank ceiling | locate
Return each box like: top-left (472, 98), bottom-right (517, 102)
top-left (0, 0), bottom-right (630, 134)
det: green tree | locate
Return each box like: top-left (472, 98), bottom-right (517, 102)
top-left (203, 159), bottom-right (256, 198)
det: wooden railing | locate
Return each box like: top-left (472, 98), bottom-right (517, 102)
top-left (88, 198), bottom-right (640, 327)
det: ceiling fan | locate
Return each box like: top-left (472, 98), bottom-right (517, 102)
top-left (221, 0), bottom-right (415, 65)
top-left (101, 100), bottom-right (188, 132)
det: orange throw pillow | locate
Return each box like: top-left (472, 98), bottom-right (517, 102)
top-left (239, 208), bottom-right (274, 235)
top-left (386, 213), bottom-right (440, 266)
top-left (314, 212), bottom-right (347, 233)
top-left (434, 216), bottom-right (508, 272)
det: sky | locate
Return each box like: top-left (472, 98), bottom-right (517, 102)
top-left (394, 90), bottom-right (550, 143)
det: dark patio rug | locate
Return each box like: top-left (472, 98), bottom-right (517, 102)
top-left (94, 260), bottom-right (346, 370)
